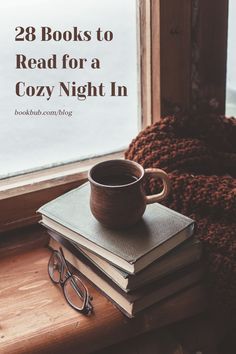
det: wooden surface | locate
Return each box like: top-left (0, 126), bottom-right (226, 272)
top-left (158, 0), bottom-right (228, 115)
top-left (140, 0), bottom-right (152, 127)
top-left (0, 226), bottom-right (206, 354)
top-left (160, 0), bottom-right (192, 115)
top-left (198, 0), bottom-right (228, 114)
top-left (96, 311), bottom-right (235, 354)
top-left (0, 181), bottom-right (82, 233)
top-left (151, 0), bottom-right (161, 122)
top-left (0, 152), bottom-right (122, 233)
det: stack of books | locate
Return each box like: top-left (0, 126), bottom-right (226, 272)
top-left (38, 183), bottom-right (202, 318)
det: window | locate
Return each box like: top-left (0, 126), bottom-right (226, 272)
top-left (4, 1), bottom-right (230, 232)
top-left (226, 0), bottom-right (236, 116)
top-left (0, 0), bottom-right (155, 231)
top-left (0, 0), bottom-right (140, 179)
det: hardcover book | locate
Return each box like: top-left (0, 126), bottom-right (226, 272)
top-left (48, 228), bottom-right (202, 292)
top-left (48, 236), bottom-right (203, 317)
top-left (38, 182), bottom-right (195, 274)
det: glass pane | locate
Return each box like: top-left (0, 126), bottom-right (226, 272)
top-left (0, 0), bottom-right (139, 178)
top-left (226, 0), bottom-right (236, 116)
top-left (64, 275), bottom-right (86, 310)
top-left (48, 252), bottom-right (62, 283)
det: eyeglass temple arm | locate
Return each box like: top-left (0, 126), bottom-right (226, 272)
top-left (59, 247), bottom-right (73, 277)
top-left (70, 276), bottom-right (86, 298)
top-left (59, 248), bottom-right (89, 298)
top-left (69, 274), bottom-right (93, 313)
top-left (58, 247), bottom-right (93, 312)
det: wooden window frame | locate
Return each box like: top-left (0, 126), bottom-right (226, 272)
top-left (0, 0), bottom-right (229, 233)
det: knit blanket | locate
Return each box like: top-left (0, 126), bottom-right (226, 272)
top-left (125, 113), bottom-right (236, 309)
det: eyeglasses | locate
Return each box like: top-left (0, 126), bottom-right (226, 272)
top-left (48, 247), bottom-right (93, 315)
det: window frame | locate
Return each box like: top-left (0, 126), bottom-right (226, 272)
top-left (0, 0), bottom-right (229, 233)
top-left (0, 0), bottom-right (155, 232)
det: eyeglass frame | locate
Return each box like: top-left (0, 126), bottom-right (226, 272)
top-left (48, 247), bottom-right (93, 315)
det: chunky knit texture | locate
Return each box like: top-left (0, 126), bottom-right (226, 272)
top-left (125, 112), bottom-right (236, 309)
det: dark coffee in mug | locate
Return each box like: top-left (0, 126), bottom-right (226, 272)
top-left (96, 174), bottom-right (138, 186)
top-left (88, 159), bottom-right (170, 229)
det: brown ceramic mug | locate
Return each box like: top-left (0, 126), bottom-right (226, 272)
top-left (88, 159), bottom-right (171, 228)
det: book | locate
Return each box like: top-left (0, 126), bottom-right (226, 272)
top-left (38, 182), bottom-right (195, 274)
top-left (48, 228), bottom-right (202, 292)
top-left (48, 236), bottom-right (203, 318)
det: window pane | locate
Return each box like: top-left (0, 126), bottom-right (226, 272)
top-left (226, 0), bottom-right (236, 116)
top-left (0, 0), bottom-right (139, 178)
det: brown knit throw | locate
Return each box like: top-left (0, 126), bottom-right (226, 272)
top-left (125, 112), bottom-right (236, 310)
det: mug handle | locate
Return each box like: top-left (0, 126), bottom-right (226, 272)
top-left (144, 168), bottom-right (171, 204)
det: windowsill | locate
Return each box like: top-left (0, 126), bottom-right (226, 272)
top-left (0, 151), bottom-right (124, 200)
top-left (0, 151), bottom-right (124, 232)
top-left (0, 224), bottom-right (206, 354)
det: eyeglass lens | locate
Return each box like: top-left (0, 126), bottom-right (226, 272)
top-left (48, 252), bottom-right (62, 283)
top-left (64, 275), bottom-right (87, 311)
top-left (48, 250), bottom-right (92, 314)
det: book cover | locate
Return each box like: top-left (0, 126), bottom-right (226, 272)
top-left (38, 182), bottom-right (195, 273)
top-left (48, 227), bottom-right (202, 292)
top-left (49, 236), bottom-right (203, 317)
